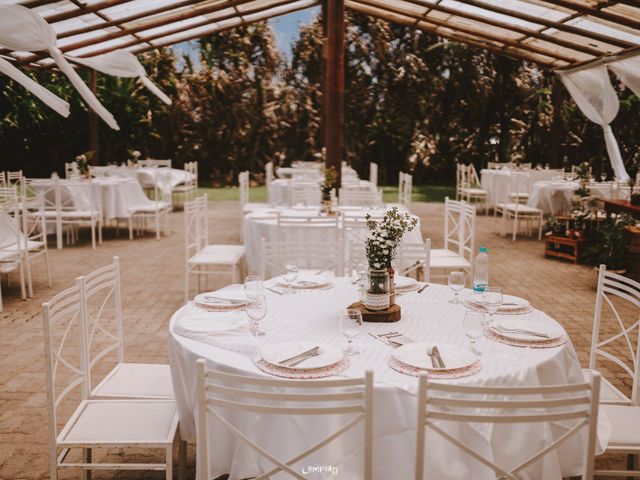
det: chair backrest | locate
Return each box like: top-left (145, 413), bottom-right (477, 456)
top-left (395, 239), bottom-right (431, 282)
top-left (260, 237), bottom-right (342, 278)
top-left (196, 359), bottom-right (373, 480)
top-left (369, 162), bottom-right (378, 186)
top-left (139, 159), bottom-right (172, 168)
top-left (6, 170), bottom-right (23, 186)
top-left (591, 265), bottom-right (640, 405)
top-left (339, 189), bottom-right (381, 208)
top-left (183, 161), bottom-right (198, 189)
top-left (415, 371), bottom-right (601, 480)
top-left (0, 171), bottom-right (5, 187)
top-left (153, 169), bottom-right (173, 206)
top-left (78, 257), bottom-right (124, 394)
top-left (64, 161), bottom-right (78, 179)
top-left (0, 186), bottom-right (19, 212)
top-left (239, 171), bottom-right (250, 206)
top-left (443, 197), bottom-right (476, 266)
top-left (42, 281), bottom-right (88, 449)
top-left (184, 194), bottom-right (208, 260)
top-left (288, 182), bottom-right (321, 207)
top-left (346, 239), bottom-right (368, 276)
top-left (265, 162), bottom-right (274, 185)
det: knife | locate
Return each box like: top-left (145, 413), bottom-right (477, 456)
top-left (278, 346), bottom-right (320, 365)
top-left (204, 296), bottom-right (246, 304)
top-left (267, 287), bottom-right (283, 296)
top-left (432, 345), bottom-right (446, 368)
top-left (417, 284), bottom-right (429, 294)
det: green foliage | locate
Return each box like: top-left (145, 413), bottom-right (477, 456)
top-left (584, 214), bottom-right (636, 270)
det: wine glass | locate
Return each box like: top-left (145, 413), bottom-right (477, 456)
top-left (448, 272), bottom-right (466, 304)
top-left (339, 309), bottom-right (363, 355)
top-left (244, 275), bottom-right (264, 297)
top-left (463, 311), bottom-right (485, 355)
top-left (283, 263), bottom-right (298, 294)
top-left (246, 294), bottom-right (267, 336)
top-left (483, 287), bottom-right (503, 325)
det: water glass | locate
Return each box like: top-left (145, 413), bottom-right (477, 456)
top-left (448, 272), bottom-right (466, 304)
top-left (483, 287), bottom-right (503, 324)
top-left (246, 294), bottom-right (267, 336)
top-left (283, 263), bottom-right (298, 294)
top-left (462, 311), bottom-right (485, 355)
top-left (339, 309), bottom-right (363, 355)
top-left (244, 275), bottom-right (264, 297)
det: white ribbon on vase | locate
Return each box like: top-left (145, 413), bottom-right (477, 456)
top-left (68, 50), bottom-right (172, 105)
top-left (556, 64), bottom-right (629, 182)
top-left (0, 4), bottom-right (119, 129)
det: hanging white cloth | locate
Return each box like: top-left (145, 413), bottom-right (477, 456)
top-left (557, 64), bottom-right (629, 182)
top-left (68, 50), bottom-right (172, 105)
top-left (608, 54), bottom-right (640, 99)
top-left (0, 4), bottom-right (119, 130)
top-left (0, 56), bottom-right (70, 116)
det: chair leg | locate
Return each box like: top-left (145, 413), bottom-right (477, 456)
top-left (98, 219), bottom-right (102, 244)
top-left (44, 250), bottom-right (52, 287)
top-left (178, 440), bottom-right (187, 480)
top-left (156, 213), bottom-right (161, 240)
top-left (91, 223), bottom-right (96, 249)
top-left (512, 215), bottom-right (518, 241)
top-left (184, 268), bottom-right (190, 303)
top-left (165, 445), bottom-right (173, 480)
top-left (82, 448), bottom-right (91, 480)
top-left (129, 217), bottom-right (134, 240)
top-left (627, 454), bottom-right (638, 480)
top-left (25, 255), bottom-right (34, 298)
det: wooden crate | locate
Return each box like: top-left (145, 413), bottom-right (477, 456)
top-left (544, 234), bottom-right (590, 264)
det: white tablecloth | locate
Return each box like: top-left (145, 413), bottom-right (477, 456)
top-left (169, 280), bottom-right (610, 480)
top-left (480, 169), bottom-right (561, 207)
top-left (243, 207), bottom-right (423, 277)
top-left (92, 165), bottom-right (193, 193)
top-left (527, 180), bottom-right (617, 215)
top-left (270, 180), bottom-right (376, 207)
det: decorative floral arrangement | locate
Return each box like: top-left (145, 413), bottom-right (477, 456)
top-left (128, 149), bottom-right (142, 162)
top-left (321, 166), bottom-right (337, 196)
top-left (365, 207), bottom-right (418, 269)
top-left (74, 151), bottom-right (93, 175)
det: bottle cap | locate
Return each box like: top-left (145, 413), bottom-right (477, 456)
top-left (479, 247), bottom-right (487, 253)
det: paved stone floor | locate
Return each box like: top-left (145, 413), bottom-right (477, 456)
top-left (0, 201), bottom-right (634, 479)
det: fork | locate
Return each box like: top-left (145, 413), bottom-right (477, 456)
top-left (288, 352), bottom-right (320, 367)
top-left (493, 325), bottom-right (550, 338)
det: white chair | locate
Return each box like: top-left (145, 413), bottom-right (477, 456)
top-left (589, 266), bottom-right (640, 478)
top-left (64, 161), bottom-right (78, 178)
top-left (42, 282), bottom-right (184, 480)
top-left (339, 189), bottom-right (382, 208)
top-left (369, 162), bottom-right (378, 186)
top-left (172, 160), bottom-right (197, 204)
top-left (415, 371), bottom-right (601, 480)
top-left (430, 198), bottom-right (476, 280)
top-left (239, 170), bottom-right (269, 213)
top-left (494, 172), bottom-right (543, 241)
top-left (20, 191), bottom-right (51, 297)
top-left (196, 359), bottom-right (373, 480)
top-left (395, 239), bottom-right (431, 282)
top-left (457, 163), bottom-right (488, 213)
top-left (138, 159), bottom-right (172, 168)
top-left (265, 162), bottom-right (274, 204)
top-left (128, 169), bottom-right (172, 239)
top-left (79, 257), bottom-right (174, 399)
top-left (343, 216), bottom-right (369, 274)
top-left (288, 181), bottom-right (322, 207)
top-left (260, 237), bottom-right (342, 279)
top-left (184, 195), bottom-right (245, 300)
top-left (0, 191), bottom-right (27, 310)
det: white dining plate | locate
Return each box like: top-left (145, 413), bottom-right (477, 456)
top-left (261, 341), bottom-right (343, 370)
top-left (498, 295), bottom-right (530, 311)
top-left (392, 343), bottom-right (476, 371)
top-left (394, 275), bottom-right (418, 290)
top-left (194, 290), bottom-right (248, 308)
top-left (490, 319), bottom-right (564, 342)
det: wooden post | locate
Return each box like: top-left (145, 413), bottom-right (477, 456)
top-left (323, 0), bottom-right (345, 189)
top-left (550, 75), bottom-right (564, 169)
top-left (89, 70), bottom-right (99, 164)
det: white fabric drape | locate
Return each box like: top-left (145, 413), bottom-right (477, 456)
top-left (69, 50), bottom-right (172, 105)
top-left (557, 64), bottom-right (629, 182)
top-left (0, 57), bottom-right (70, 116)
top-left (0, 5), bottom-right (119, 130)
top-left (608, 55), bottom-right (640, 100)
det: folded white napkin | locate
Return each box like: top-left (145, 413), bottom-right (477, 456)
top-left (173, 304), bottom-right (258, 357)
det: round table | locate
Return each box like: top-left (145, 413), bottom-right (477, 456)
top-left (243, 207), bottom-right (423, 277)
top-left (169, 279), bottom-right (609, 480)
top-left (528, 180), bottom-right (618, 215)
top-left (480, 169), bottom-right (561, 207)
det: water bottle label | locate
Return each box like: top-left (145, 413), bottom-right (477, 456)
top-left (473, 282), bottom-right (487, 293)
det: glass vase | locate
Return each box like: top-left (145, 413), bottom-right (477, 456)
top-left (365, 268), bottom-right (390, 311)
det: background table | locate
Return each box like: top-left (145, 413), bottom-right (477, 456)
top-left (480, 169), bottom-right (560, 208)
top-left (528, 180), bottom-right (617, 215)
top-left (169, 279), bottom-right (609, 480)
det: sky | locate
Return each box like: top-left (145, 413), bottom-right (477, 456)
top-left (172, 6), bottom-right (320, 67)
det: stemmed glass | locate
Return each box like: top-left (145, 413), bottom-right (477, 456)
top-left (448, 272), bottom-right (466, 304)
top-left (463, 311), bottom-right (485, 355)
top-left (483, 287), bottom-right (503, 325)
top-left (283, 263), bottom-right (298, 294)
top-left (339, 309), bottom-right (363, 356)
top-left (246, 294), bottom-right (267, 336)
top-left (244, 275), bottom-right (264, 297)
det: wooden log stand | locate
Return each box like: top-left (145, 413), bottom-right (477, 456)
top-left (348, 301), bottom-right (401, 323)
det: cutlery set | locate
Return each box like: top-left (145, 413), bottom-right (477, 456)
top-left (492, 325), bottom-right (551, 338)
top-left (277, 346), bottom-right (320, 367)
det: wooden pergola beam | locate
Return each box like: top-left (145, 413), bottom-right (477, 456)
top-left (397, 0), bottom-right (605, 58)
top-left (45, 0), bottom-right (131, 24)
top-left (13, 0), bottom-right (262, 66)
top-left (540, 0), bottom-right (640, 32)
top-left (350, 0), bottom-right (579, 63)
top-left (346, 1), bottom-right (562, 66)
top-left (452, 0), bottom-right (634, 49)
top-left (323, 0), bottom-right (345, 188)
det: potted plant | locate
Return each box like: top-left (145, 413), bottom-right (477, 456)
top-left (364, 208), bottom-right (418, 309)
top-left (584, 213), bottom-right (635, 282)
top-left (75, 151), bottom-right (94, 178)
top-left (321, 166), bottom-right (337, 214)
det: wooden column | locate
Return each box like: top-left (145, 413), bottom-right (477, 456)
top-left (323, 0), bottom-right (345, 189)
top-left (89, 70), bottom-right (99, 164)
top-left (549, 75), bottom-right (564, 169)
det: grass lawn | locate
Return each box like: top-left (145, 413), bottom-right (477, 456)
top-left (197, 184), bottom-right (455, 203)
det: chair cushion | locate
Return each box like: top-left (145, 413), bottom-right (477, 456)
top-left (430, 248), bottom-right (459, 258)
top-left (430, 254), bottom-right (471, 270)
top-left (582, 369), bottom-right (630, 405)
top-left (40, 210), bottom-right (99, 218)
top-left (497, 203), bottom-right (542, 214)
top-left (129, 201), bottom-right (171, 213)
top-left (461, 187), bottom-right (487, 196)
top-left (92, 363), bottom-right (174, 399)
top-left (59, 399), bottom-right (177, 445)
top-left (191, 245), bottom-right (245, 265)
top-left (602, 404), bottom-right (640, 448)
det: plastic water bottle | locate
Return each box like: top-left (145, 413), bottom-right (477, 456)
top-left (473, 247), bottom-right (489, 292)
